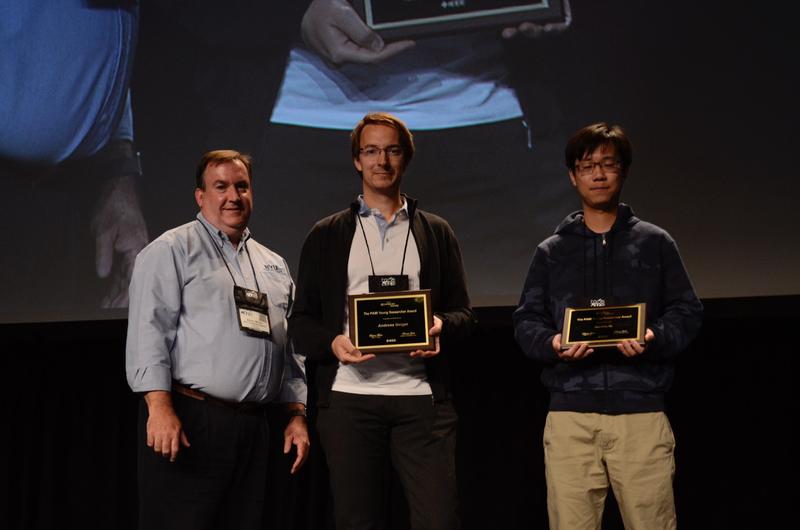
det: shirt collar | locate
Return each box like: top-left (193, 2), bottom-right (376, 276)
top-left (196, 212), bottom-right (251, 247)
top-left (356, 195), bottom-right (409, 221)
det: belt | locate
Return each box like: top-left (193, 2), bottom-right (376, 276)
top-left (172, 381), bottom-right (266, 414)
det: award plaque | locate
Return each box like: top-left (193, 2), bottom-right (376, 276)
top-left (562, 303), bottom-right (646, 349)
top-left (351, 0), bottom-right (566, 40)
top-left (349, 290), bottom-right (434, 353)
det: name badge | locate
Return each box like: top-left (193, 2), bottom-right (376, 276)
top-left (233, 286), bottom-right (271, 336)
top-left (368, 274), bottom-right (409, 293)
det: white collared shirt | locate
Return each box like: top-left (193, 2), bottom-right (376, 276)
top-left (333, 197), bottom-right (431, 396)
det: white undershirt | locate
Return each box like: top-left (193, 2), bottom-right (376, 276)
top-left (333, 200), bottom-right (431, 396)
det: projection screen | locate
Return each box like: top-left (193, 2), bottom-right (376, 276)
top-left (1, 0), bottom-right (797, 323)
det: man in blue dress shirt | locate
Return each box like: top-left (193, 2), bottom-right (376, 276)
top-left (126, 150), bottom-right (309, 530)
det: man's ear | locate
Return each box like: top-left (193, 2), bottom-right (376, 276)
top-left (568, 170), bottom-right (577, 187)
top-left (353, 157), bottom-right (363, 174)
top-left (195, 187), bottom-right (204, 208)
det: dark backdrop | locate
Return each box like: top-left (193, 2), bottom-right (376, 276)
top-left (5, 296), bottom-right (797, 529)
top-left (4, 0), bottom-right (799, 323)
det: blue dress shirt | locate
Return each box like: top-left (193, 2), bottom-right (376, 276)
top-left (126, 213), bottom-right (306, 404)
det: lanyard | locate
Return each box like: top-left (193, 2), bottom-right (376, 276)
top-left (356, 210), bottom-right (412, 276)
top-left (198, 221), bottom-right (261, 292)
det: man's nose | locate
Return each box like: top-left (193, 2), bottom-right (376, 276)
top-left (377, 149), bottom-right (391, 165)
top-left (226, 186), bottom-right (242, 201)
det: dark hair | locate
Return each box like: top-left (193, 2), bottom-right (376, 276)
top-left (195, 150), bottom-right (253, 189)
top-left (350, 112), bottom-right (415, 165)
top-left (565, 122), bottom-right (632, 171)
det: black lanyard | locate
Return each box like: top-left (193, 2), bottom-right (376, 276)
top-left (356, 210), bottom-right (412, 276)
top-left (198, 221), bottom-right (260, 292)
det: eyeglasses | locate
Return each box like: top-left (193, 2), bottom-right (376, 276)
top-left (359, 145), bottom-right (403, 159)
top-left (575, 158), bottom-right (622, 176)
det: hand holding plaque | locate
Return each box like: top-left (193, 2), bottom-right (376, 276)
top-left (302, 0), bottom-right (415, 66)
top-left (617, 327), bottom-right (654, 358)
top-left (349, 290), bottom-right (434, 353)
top-left (561, 303), bottom-right (646, 350)
top-left (351, 0), bottom-right (567, 40)
top-left (409, 315), bottom-right (442, 358)
top-left (331, 334), bottom-right (377, 364)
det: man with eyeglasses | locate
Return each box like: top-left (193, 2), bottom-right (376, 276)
top-left (513, 122), bottom-right (703, 529)
top-left (290, 112), bottom-right (475, 529)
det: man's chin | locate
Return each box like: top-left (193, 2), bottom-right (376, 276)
top-left (222, 213), bottom-right (248, 225)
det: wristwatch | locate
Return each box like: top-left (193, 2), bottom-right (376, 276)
top-left (287, 408), bottom-right (307, 419)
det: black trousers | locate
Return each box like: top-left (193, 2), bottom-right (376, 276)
top-left (317, 391), bottom-right (459, 530)
top-left (137, 392), bottom-right (270, 530)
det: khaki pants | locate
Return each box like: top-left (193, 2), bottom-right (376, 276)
top-left (544, 411), bottom-right (677, 530)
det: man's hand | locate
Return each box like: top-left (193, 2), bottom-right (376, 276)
top-left (331, 334), bottom-right (376, 364)
top-left (502, 0), bottom-right (572, 39)
top-left (283, 408), bottom-right (311, 474)
top-left (301, 0), bottom-right (414, 65)
top-left (617, 328), bottom-right (655, 358)
top-left (144, 391), bottom-right (190, 463)
top-left (553, 333), bottom-right (594, 361)
top-left (410, 315), bottom-right (442, 358)
top-left (91, 174), bottom-right (148, 308)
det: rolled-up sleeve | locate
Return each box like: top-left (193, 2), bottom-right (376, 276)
top-left (279, 278), bottom-right (307, 404)
top-left (125, 240), bottom-right (183, 393)
top-left (279, 340), bottom-right (308, 405)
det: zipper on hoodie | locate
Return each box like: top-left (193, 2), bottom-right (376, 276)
top-left (601, 232), bottom-right (609, 413)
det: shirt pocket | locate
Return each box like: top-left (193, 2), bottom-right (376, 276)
top-left (260, 269), bottom-right (293, 340)
top-left (262, 272), bottom-right (292, 310)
